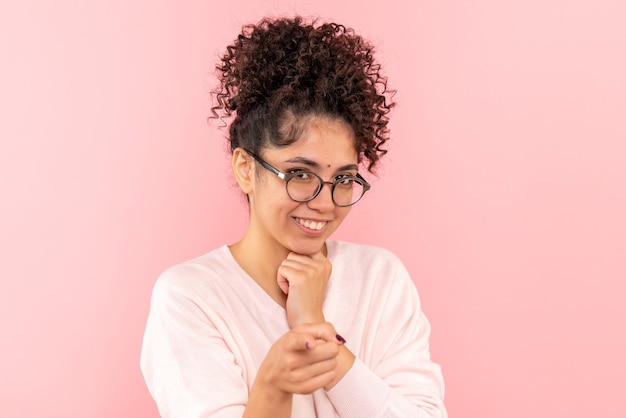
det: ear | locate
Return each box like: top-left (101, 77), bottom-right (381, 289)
top-left (232, 147), bottom-right (254, 194)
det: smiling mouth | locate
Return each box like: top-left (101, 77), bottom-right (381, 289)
top-left (295, 217), bottom-right (328, 231)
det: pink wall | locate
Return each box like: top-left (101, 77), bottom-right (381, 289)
top-left (1, 1), bottom-right (624, 417)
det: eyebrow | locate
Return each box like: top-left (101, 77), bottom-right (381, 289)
top-left (284, 156), bottom-right (359, 172)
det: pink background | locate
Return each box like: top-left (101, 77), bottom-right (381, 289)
top-left (1, 1), bottom-right (625, 417)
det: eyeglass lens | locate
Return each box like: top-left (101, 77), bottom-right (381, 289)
top-left (286, 174), bottom-right (365, 206)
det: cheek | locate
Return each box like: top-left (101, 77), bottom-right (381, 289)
top-left (334, 206), bottom-right (352, 222)
top-left (256, 189), bottom-right (301, 217)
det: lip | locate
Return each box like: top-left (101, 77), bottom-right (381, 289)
top-left (293, 217), bottom-right (331, 235)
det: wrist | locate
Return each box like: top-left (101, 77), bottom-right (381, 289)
top-left (324, 344), bottom-right (355, 391)
top-left (249, 378), bottom-right (293, 407)
top-left (288, 312), bottom-right (326, 328)
top-left (244, 384), bottom-right (292, 418)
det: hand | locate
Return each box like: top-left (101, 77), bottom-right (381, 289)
top-left (253, 323), bottom-right (345, 398)
top-left (276, 251), bottom-right (332, 328)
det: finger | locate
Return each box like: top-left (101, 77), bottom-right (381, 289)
top-left (278, 256), bottom-right (313, 276)
top-left (278, 260), bottom-right (306, 273)
top-left (285, 334), bottom-right (340, 372)
top-left (290, 356), bottom-right (338, 384)
top-left (277, 275), bottom-right (290, 295)
top-left (276, 261), bottom-right (301, 288)
top-left (307, 250), bottom-right (327, 261)
top-left (286, 251), bottom-right (308, 260)
top-left (286, 252), bottom-right (319, 265)
top-left (276, 262), bottom-right (307, 290)
top-left (288, 331), bottom-right (317, 352)
top-left (289, 368), bottom-right (337, 395)
top-left (292, 323), bottom-right (346, 345)
top-left (283, 252), bottom-right (330, 273)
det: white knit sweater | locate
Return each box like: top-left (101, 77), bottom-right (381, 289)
top-left (141, 241), bottom-right (446, 417)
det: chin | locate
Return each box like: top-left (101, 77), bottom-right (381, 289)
top-left (286, 239), bottom-right (326, 256)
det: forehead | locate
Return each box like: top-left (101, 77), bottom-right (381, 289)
top-left (268, 116), bottom-right (358, 164)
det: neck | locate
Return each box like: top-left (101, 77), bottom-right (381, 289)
top-left (228, 232), bottom-right (291, 308)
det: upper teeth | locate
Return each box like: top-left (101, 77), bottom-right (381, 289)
top-left (298, 218), bottom-right (326, 230)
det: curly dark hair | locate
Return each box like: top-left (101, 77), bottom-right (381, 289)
top-left (210, 16), bottom-right (395, 172)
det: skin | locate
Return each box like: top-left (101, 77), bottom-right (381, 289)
top-left (229, 116), bottom-right (358, 417)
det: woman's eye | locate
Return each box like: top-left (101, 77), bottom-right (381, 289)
top-left (334, 174), bottom-right (355, 185)
top-left (288, 170), bottom-right (313, 180)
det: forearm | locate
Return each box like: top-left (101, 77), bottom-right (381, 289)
top-left (326, 358), bottom-right (446, 418)
top-left (324, 343), bottom-right (355, 391)
top-left (243, 381), bottom-right (292, 418)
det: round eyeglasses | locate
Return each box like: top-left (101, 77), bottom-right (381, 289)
top-left (246, 151), bottom-right (371, 207)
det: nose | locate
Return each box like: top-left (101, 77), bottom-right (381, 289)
top-left (306, 182), bottom-right (335, 212)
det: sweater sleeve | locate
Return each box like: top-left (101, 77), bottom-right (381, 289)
top-left (326, 253), bottom-right (447, 418)
top-left (140, 268), bottom-right (247, 418)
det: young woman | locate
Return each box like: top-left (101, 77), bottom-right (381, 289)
top-left (141, 16), bottom-right (447, 418)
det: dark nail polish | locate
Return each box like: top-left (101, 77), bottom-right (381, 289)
top-left (305, 341), bottom-right (311, 350)
top-left (336, 334), bottom-right (346, 344)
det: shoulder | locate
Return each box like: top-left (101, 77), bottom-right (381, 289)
top-left (326, 241), bottom-right (423, 319)
top-left (326, 240), bottom-right (413, 291)
top-left (151, 245), bottom-right (236, 303)
top-left (327, 240), bottom-right (406, 271)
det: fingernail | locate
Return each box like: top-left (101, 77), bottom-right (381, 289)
top-left (336, 334), bottom-right (346, 344)
top-left (305, 341), bottom-right (311, 350)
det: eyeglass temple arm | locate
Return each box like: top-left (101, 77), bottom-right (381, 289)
top-left (245, 150), bottom-right (288, 180)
